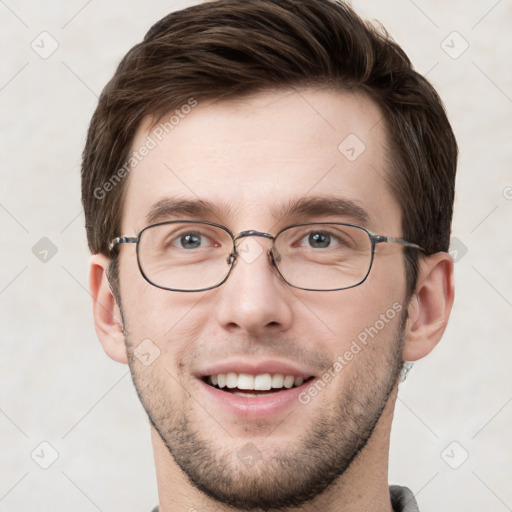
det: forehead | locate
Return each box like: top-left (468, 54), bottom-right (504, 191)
top-left (121, 88), bottom-right (400, 234)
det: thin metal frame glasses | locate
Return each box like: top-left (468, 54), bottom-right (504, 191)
top-left (109, 220), bottom-right (423, 292)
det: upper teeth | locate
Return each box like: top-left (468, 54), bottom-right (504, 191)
top-left (208, 373), bottom-right (306, 390)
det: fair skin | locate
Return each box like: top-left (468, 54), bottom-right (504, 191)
top-left (90, 88), bottom-right (453, 512)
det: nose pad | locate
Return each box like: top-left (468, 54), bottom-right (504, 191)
top-left (227, 246), bottom-right (279, 283)
top-left (269, 248), bottom-right (281, 266)
top-left (230, 231), bottom-right (281, 279)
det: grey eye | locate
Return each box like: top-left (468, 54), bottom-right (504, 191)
top-left (308, 232), bottom-right (331, 248)
top-left (179, 233), bottom-right (203, 249)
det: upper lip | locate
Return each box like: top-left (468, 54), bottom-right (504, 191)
top-left (196, 359), bottom-right (317, 379)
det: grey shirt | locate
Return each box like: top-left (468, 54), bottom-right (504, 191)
top-left (150, 485), bottom-right (419, 511)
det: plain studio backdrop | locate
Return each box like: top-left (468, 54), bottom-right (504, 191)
top-left (1, 1), bottom-right (511, 511)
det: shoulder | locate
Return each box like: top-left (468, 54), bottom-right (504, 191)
top-left (390, 485), bottom-right (420, 512)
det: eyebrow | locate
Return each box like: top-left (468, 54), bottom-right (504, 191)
top-left (145, 198), bottom-right (231, 225)
top-left (271, 196), bottom-right (369, 226)
top-left (145, 195), bottom-right (369, 227)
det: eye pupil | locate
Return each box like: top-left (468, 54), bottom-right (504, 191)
top-left (181, 234), bottom-right (201, 248)
top-left (309, 232), bottom-right (330, 248)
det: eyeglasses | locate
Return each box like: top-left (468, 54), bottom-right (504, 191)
top-left (109, 220), bottom-right (423, 292)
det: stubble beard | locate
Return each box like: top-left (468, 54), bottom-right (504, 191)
top-left (125, 314), bottom-right (406, 511)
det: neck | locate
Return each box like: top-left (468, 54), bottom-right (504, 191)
top-left (153, 384), bottom-right (398, 512)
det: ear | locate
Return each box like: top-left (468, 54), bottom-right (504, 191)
top-left (403, 252), bottom-right (454, 361)
top-left (89, 254), bottom-right (128, 364)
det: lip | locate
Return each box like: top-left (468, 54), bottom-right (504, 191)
top-left (197, 376), bottom-right (314, 419)
top-left (196, 358), bottom-right (316, 379)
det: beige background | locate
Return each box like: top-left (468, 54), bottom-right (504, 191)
top-left (1, 1), bottom-right (511, 510)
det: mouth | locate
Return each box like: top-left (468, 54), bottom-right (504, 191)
top-left (196, 359), bottom-right (318, 418)
top-left (202, 372), bottom-right (315, 397)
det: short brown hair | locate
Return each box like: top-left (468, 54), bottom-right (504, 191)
top-left (81, 0), bottom-right (457, 296)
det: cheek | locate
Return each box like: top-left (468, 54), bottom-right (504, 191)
top-left (128, 353), bottom-right (185, 425)
top-left (119, 272), bottom-right (211, 363)
top-left (296, 277), bottom-right (406, 352)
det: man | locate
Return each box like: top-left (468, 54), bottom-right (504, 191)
top-left (81, 0), bottom-right (456, 510)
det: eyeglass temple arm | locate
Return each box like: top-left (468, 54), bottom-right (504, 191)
top-left (373, 235), bottom-right (424, 251)
top-left (109, 236), bottom-right (138, 251)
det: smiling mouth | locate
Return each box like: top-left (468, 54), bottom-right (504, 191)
top-left (203, 372), bottom-right (314, 397)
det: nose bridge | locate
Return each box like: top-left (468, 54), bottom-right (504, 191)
top-left (231, 230), bottom-right (276, 266)
top-left (216, 228), bottom-right (292, 335)
top-left (230, 230), bottom-right (276, 268)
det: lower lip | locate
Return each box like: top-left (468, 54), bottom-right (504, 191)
top-left (197, 378), bottom-right (313, 419)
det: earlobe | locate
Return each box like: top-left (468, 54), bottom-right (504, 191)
top-left (403, 252), bottom-right (454, 361)
top-left (89, 254), bottom-right (128, 364)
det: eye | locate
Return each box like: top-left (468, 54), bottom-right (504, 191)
top-left (306, 231), bottom-right (332, 248)
top-left (177, 232), bottom-right (204, 249)
top-left (159, 229), bottom-right (216, 251)
top-left (299, 230), bottom-right (343, 249)
top-left (145, 223), bottom-right (230, 260)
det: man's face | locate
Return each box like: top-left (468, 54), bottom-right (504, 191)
top-left (117, 89), bottom-right (409, 508)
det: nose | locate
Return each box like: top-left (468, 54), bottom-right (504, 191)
top-left (214, 234), bottom-right (293, 336)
